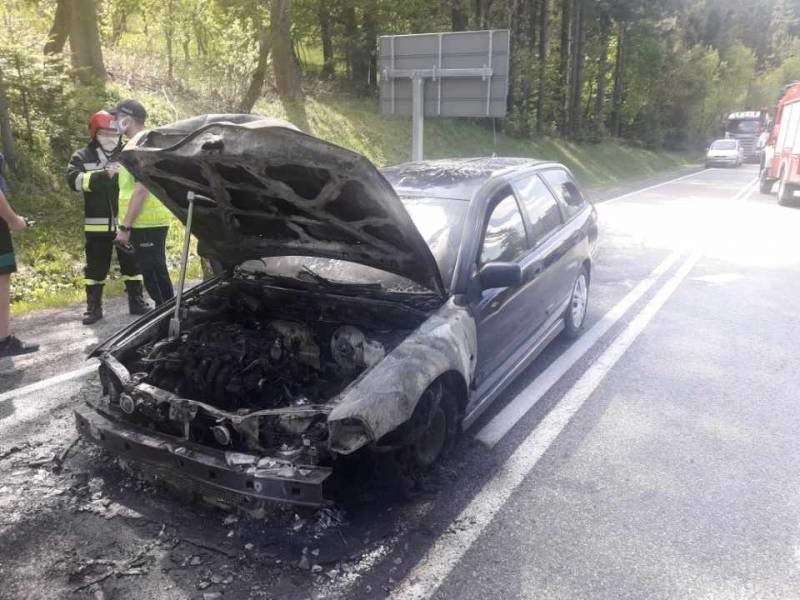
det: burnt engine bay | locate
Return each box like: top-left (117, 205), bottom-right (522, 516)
top-left (101, 277), bottom-right (422, 465)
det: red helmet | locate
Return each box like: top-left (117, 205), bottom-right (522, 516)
top-left (88, 110), bottom-right (115, 139)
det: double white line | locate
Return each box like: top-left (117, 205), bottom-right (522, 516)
top-left (393, 250), bottom-right (701, 600)
top-left (391, 173), bottom-right (759, 599)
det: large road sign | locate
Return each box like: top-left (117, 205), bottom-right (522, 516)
top-left (379, 30), bottom-right (510, 160)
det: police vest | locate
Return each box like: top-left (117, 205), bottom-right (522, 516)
top-left (118, 166), bottom-right (172, 228)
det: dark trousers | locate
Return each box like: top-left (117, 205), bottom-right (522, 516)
top-left (85, 233), bottom-right (140, 285)
top-left (130, 227), bottom-right (174, 305)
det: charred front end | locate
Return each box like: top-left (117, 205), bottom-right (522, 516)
top-left (76, 277), bottom-right (425, 507)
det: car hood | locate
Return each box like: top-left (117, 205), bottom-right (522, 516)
top-left (118, 114), bottom-right (446, 298)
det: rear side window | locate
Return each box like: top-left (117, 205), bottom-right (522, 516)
top-left (513, 174), bottom-right (563, 245)
top-left (480, 194), bottom-right (527, 265)
top-left (541, 169), bottom-right (587, 220)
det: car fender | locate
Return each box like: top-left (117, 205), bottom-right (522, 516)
top-left (327, 298), bottom-right (477, 454)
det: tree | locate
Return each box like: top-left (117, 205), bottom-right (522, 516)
top-left (318, 0), bottom-right (335, 78)
top-left (271, 0), bottom-right (303, 101)
top-left (0, 64), bottom-right (15, 172)
top-left (536, 0), bottom-right (549, 134)
top-left (44, 0), bottom-right (106, 83)
top-left (239, 5), bottom-right (271, 113)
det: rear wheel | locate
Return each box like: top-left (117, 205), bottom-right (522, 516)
top-left (778, 176), bottom-right (795, 205)
top-left (563, 267), bottom-right (589, 339)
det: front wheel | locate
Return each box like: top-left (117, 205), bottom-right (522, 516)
top-left (563, 267), bottom-right (589, 339)
top-left (759, 170), bottom-right (774, 194)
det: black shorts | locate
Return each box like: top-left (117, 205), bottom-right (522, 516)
top-left (0, 219), bottom-right (16, 275)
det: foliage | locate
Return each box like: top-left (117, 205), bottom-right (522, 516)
top-left (3, 0), bottom-right (796, 313)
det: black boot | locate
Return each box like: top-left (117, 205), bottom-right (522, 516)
top-left (125, 280), bottom-right (151, 315)
top-left (83, 285), bottom-right (103, 325)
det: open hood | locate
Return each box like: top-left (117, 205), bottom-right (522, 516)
top-left (119, 115), bottom-right (446, 297)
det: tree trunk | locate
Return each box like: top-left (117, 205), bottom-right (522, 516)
top-left (506, 0), bottom-right (522, 117)
top-left (610, 22), bottom-right (626, 137)
top-left (452, 0), bottom-right (469, 30)
top-left (271, 0), bottom-right (302, 102)
top-left (595, 13), bottom-right (610, 133)
top-left (44, 0), bottom-right (71, 55)
top-left (239, 23), bottom-right (271, 112)
top-left (0, 65), bottom-right (15, 173)
top-left (559, 0), bottom-right (572, 134)
top-left (568, 0), bottom-right (585, 137)
top-left (342, 5), bottom-right (359, 80)
top-left (69, 0), bottom-right (106, 82)
top-left (536, 0), bottom-right (548, 134)
top-left (362, 11), bottom-right (378, 90)
top-left (318, 1), bottom-right (335, 78)
top-left (165, 0), bottom-right (175, 82)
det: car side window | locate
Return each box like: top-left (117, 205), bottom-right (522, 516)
top-left (513, 174), bottom-right (563, 244)
top-left (541, 169), bottom-right (587, 220)
top-left (479, 194), bottom-right (528, 266)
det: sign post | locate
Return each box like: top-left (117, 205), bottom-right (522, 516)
top-left (379, 30), bottom-right (510, 161)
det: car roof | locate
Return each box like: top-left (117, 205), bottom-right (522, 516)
top-left (381, 157), bottom-right (554, 200)
top-left (712, 138), bottom-right (739, 144)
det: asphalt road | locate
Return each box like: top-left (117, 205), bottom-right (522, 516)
top-left (2, 164), bottom-right (798, 600)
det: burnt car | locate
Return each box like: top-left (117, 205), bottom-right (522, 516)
top-left (75, 114), bottom-right (599, 507)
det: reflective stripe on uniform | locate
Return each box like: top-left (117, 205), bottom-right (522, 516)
top-left (84, 224), bottom-right (111, 232)
top-left (74, 173), bottom-right (84, 192)
top-left (81, 170), bottom-right (94, 192)
top-left (84, 278), bottom-right (106, 286)
top-left (121, 274), bottom-right (143, 282)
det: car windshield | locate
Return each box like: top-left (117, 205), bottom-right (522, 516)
top-left (401, 196), bottom-right (468, 287)
top-left (710, 140), bottom-right (737, 150)
top-left (237, 196), bottom-right (468, 293)
top-left (727, 119), bottom-right (760, 134)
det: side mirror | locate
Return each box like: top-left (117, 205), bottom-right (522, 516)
top-left (478, 262), bottom-right (523, 290)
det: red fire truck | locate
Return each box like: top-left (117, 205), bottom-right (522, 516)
top-left (760, 82), bottom-right (800, 202)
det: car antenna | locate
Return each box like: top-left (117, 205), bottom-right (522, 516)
top-left (169, 191), bottom-right (213, 339)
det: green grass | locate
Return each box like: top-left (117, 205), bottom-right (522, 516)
top-left (6, 92), bottom-right (695, 316)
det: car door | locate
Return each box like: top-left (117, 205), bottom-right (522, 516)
top-left (471, 189), bottom-right (540, 387)
top-left (510, 171), bottom-right (569, 327)
top-left (539, 167), bottom-right (591, 304)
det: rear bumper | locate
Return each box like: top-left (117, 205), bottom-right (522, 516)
top-left (706, 157), bottom-right (739, 166)
top-left (74, 405), bottom-right (333, 507)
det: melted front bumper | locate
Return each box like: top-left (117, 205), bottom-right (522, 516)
top-left (74, 405), bottom-right (333, 507)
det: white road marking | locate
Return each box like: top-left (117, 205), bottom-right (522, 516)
top-left (476, 249), bottom-right (683, 447)
top-left (734, 175), bottom-right (760, 203)
top-left (600, 168), bottom-right (711, 205)
top-left (0, 362), bottom-right (97, 403)
top-left (393, 251), bottom-right (700, 600)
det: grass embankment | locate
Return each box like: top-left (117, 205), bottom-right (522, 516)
top-left (8, 92), bottom-right (695, 316)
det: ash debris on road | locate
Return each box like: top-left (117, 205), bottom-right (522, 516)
top-left (0, 375), bottom-right (455, 599)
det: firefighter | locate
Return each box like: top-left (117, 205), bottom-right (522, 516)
top-left (67, 110), bottom-right (150, 325)
top-left (111, 100), bottom-right (175, 306)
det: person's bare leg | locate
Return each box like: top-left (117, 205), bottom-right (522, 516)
top-left (0, 274), bottom-right (9, 339)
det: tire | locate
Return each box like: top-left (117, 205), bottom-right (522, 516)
top-left (778, 176), bottom-right (794, 206)
top-left (563, 267), bottom-right (589, 339)
top-left (759, 170), bottom-right (774, 195)
top-left (389, 381), bottom-right (458, 497)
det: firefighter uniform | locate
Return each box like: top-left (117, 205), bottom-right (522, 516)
top-left (67, 141), bottom-right (148, 323)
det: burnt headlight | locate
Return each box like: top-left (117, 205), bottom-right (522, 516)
top-left (98, 364), bottom-right (122, 406)
top-left (328, 417), bottom-right (372, 454)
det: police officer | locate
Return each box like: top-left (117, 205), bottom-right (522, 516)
top-left (67, 110), bottom-right (150, 325)
top-left (111, 100), bottom-right (175, 306)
